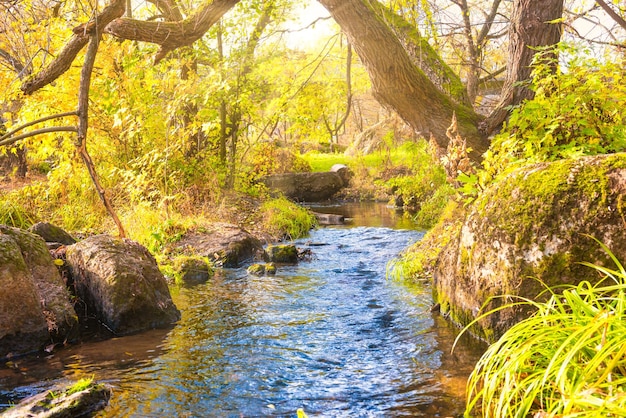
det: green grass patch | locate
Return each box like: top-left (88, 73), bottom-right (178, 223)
top-left (0, 199), bottom-right (36, 229)
top-left (458, 237), bottom-right (626, 417)
top-left (260, 197), bottom-right (317, 240)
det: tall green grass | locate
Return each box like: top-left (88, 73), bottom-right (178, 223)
top-left (260, 197), bottom-right (317, 240)
top-left (458, 238), bottom-right (626, 417)
top-left (0, 200), bottom-right (36, 228)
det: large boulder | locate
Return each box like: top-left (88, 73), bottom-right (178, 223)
top-left (0, 226), bottom-right (78, 359)
top-left (261, 170), bottom-right (349, 202)
top-left (66, 235), bottom-right (180, 336)
top-left (166, 223), bottom-right (264, 268)
top-left (434, 154), bottom-right (626, 342)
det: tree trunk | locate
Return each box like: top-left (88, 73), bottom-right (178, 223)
top-left (481, 0), bottom-right (564, 135)
top-left (318, 0), bottom-right (489, 160)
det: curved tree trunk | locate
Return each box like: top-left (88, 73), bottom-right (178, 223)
top-left (481, 0), bottom-right (564, 135)
top-left (318, 0), bottom-right (490, 160)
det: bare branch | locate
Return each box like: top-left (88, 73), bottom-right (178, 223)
top-left (0, 126), bottom-right (78, 147)
top-left (0, 111), bottom-right (78, 142)
top-left (595, 0), bottom-right (626, 31)
top-left (21, 0), bottom-right (125, 95)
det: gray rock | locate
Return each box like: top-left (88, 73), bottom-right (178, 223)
top-left (266, 244), bottom-right (298, 263)
top-left (261, 171), bottom-right (347, 202)
top-left (166, 223), bottom-right (264, 268)
top-left (0, 226), bottom-right (78, 359)
top-left (1, 380), bottom-right (111, 417)
top-left (66, 235), bottom-right (180, 335)
top-left (28, 222), bottom-right (76, 245)
top-left (434, 154), bottom-right (626, 342)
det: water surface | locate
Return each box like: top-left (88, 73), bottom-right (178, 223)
top-left (0, 203), bottom-right (485, 417)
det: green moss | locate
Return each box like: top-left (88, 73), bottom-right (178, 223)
top-left (266, 244), bottom-right (298, 263)
top-left (391, 200), bottom-right (464, 282)
top-left (169, 255), bottom-right (213, 286)
top-left (475, 156), bottom-right (626, 249)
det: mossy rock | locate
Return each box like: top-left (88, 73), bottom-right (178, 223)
top-left (247, 263), bottom-right (277, 276)
top-left (166, 223), bottom-right (264, 268)
top-left (65, 235), bottom-right (181, 336)
top-left (434, 154), bottom-right (626, 342)
top-left (247, 263), bottom-right (266, 276)
top-left (0, 225), bottom-right (78, 358)
top-left (28, 222), bottom-right (76, 245)
top-left (172, 256), bottom-right (213, 286)
top-left (1, 379), bottom-right (111, 417)
top-left (265, 244), bottom-right (298, 263)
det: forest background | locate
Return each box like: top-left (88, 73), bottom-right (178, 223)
top-left (0, 0), bottom-right (624, 257)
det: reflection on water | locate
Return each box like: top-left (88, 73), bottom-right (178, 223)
top-left (306, 201), bottom-right (419, 230)
top-left (0, 204), bottom-right (486, 417)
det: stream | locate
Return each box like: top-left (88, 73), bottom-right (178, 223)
top-left (0, 203), bottom-right (485, 417)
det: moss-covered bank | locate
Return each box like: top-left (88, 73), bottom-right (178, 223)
top-left (428, 154), bottom-right (626, 342)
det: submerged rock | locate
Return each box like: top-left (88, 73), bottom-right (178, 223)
top-left (172, 255), bottom-right (213, 286)
top-left (0, 226), bottom-right (78, 359)
top-left (434, 154), bottom-right (626, 342)
top-left (1, 379), bottom-right (111, 418)
top-left (313, 212), bottom-right (345, 225)
top-left (66, 235), bottom-right (180, 336)
top-left (166, 223), bottom-right (264, 268)
top-left (247, 263), bottom-right (277, 276)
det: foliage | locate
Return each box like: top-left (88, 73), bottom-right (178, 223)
top-left (460, 238), bottom-right (626, 417)
top-left (260, 196), bottom-right (317, 240)
top-left (0, 199), bottom-right (36, 228)
top-left (388, 200), bottom-right (462, 282)
top-left (483, 52), bottom-right (626, 180)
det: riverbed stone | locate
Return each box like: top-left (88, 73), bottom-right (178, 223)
top-left (265, 244), bottom-right (298, 263)
top-left (66, 235), bottom-right (180, 335)
top-left (0, 226), bottom-right (78, 358)
top-left (247, 263), bottom-right (277, 276)
top-left (1, 379), bottom-right (111, 418)
top-left (172, 255), bottom-right (213, 286)
top-left (434, 154), bottom-right (626, 342)
top-left (166, 223), bottom-right (264, 268)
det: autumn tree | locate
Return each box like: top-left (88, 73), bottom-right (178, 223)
top-left (2, 0), bottom-right (612, 231)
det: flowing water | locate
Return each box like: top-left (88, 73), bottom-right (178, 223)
top-left (0, 203), bottom-right (485, 417)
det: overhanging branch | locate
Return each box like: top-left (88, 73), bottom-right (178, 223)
top-left (104, 0), bottom-right (241, 62)
top-left (20, 0), bottom-right (126, 95)
top-left (0, 126), bottom-right (78, 147)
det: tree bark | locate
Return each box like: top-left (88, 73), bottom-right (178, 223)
top-left (318, 0), bottom-right (489, 159)
top-left (104, 0), bottom-right (240, 62)
top-left (77, 34), bottom-right (127, 238)
top-left (481, 0), bottom-right (564, 135)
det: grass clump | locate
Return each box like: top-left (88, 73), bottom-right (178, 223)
top-left (66, 377), bottom-right (94, 395)
top-left (460, 239), bottom-right (626, 417)
top-left (0, 200), bottom-right (36, 228)
top-left (260, 197), bottom-right (317, 240)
